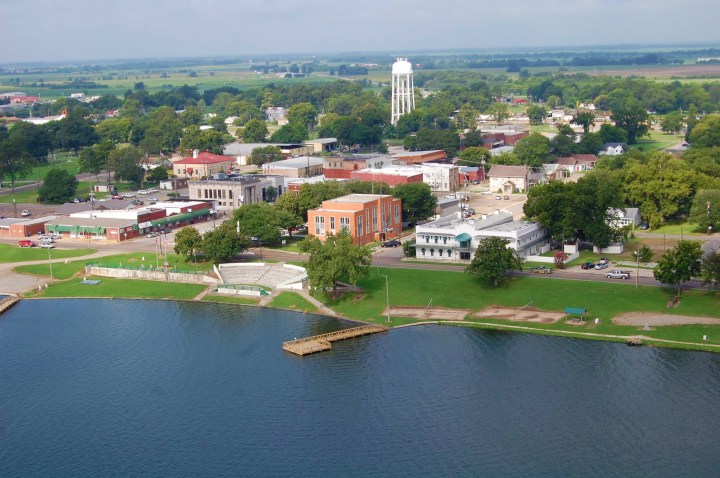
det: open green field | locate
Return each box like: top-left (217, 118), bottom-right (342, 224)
top-left (319, 267), bottom-right (720, 351)
top-left (268, 291), bottom-right (317, 313)
top-left (631, 129), bottom-right (684, 152)
top-left (646, 220), bottom-right (707, 236)
top-left (0, 243), bottom-right (94, 263)
top-left (25, 276), bottom-right (206, 300)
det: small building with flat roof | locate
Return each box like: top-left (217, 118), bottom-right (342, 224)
top-left (262, 156), bottom-right (324, 178)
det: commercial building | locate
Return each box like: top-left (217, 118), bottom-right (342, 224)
top-left (304, 138), bottom-right (338, 154)
top-left (391, 150), bottom-right (447, 165)
top-left (0, 216), bottom-right (56, 238)
top-left (188, 175), bottom-right (285, 212)
top-left (414, 210), bottom-right (548, 261)
top-left (420, 163), bottom-right (460, 192)
top-left (173, 151), bottom-right (236, 178)
top-left (262, 156), bottom-right (324, 178)
top-left (307, 194), bottom-right (402, 246)
top-left (350, 166), bottom-right (423, 187)
top-left (324, 154), bottom-right (392, 179)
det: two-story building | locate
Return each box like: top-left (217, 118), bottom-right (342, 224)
top-left (307, 194), bottom-right (402, 245)
top-left (262, 156), bottom-right (324, 178)
top-left (173, 151), bottom-right (236, 178)
top-left (414, 210), bottom-right (548, 262)
top-left (487, 165), bottom-right (532, 193)
top-left (188, 175), bottom-right (285, 212)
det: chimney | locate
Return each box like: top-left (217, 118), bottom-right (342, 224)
top-left (193, 149), bottom-right (199, 159)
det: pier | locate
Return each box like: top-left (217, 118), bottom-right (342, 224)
top-left (0, 296), bottom-right (21, 315)
top-left (282, 325), bottom-right (388, 356)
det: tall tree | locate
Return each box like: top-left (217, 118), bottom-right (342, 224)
top-left (611, 99), bottom-right (649, 144)
top-left (660, 111), bottom-right (684, 134)
top-left (53, 107), bottom-right (98, 152)
top-left (701, 251), bottom-right (720, 289)
top-left (573, 111), bottom-right (595, 133)
top-left (201, 222), bottom-right (249, 264)
top-left (298, 230), bottom-right (372, 298)
top-left (232, 203), bottom-right (282, 245)
top-left (514, 133), bottom-right (551, 167)
top-left (490, 102), bottom-right (510, 124)
top-left (392, 182), bottom-right (437, 225)
top-left (689, 115), bottom-right (720, 148)
top-left (286, 102), bottom-right (318, 130)
top-left (688, 189), bottom-right (720, 230)
top-left (270, 123), bottom-right (309, 143)
top-left (241, 119), bottom-right (268, 143)
top-left (174, 227), bottom-right (204, 260)
top-left (653, 240), bottom-right (703, 300)
top-left (109, 145), bottom-right (144, 185)
top-left (465, 236), bottom-right (523, 287)
top-left (37, 169), bottom-right (78, 204)
top-left (527, 105), bottom-right (547, 125)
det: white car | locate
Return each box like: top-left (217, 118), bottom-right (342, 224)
top-left (38, 242), bottom-right (55, 249)
top-left (122, 192), bottom-right (136, 198)
top-left (21, 209), bottom-right (31, 217)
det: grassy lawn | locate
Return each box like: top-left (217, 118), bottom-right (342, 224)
top-left (648, 221), bottom-right (706, 236)
top-left (202, 294), bottom-right (260, 306)
top-left (25, 276), bottom-right (206, 300)
top-left (268, 291), bottom-right (318, 313)
top-left (316, 267), bottom-right (720, 350)
top-left (0, 187), bottom-right (40, 204)
top-left (0, 244), bottom-right (94, 263)
top-left (631, 130), bottom-right (683, 152)
top-left (14, 251), bottom-right (213, 278)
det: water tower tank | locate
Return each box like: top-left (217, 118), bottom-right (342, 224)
top-left (391, 58), bottom-right (415, 125)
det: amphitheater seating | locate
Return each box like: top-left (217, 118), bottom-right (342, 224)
top-left (217, 263), bottom-right (306, 288)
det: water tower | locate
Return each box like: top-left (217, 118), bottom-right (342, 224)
top-left (391, 58), bottom-right (415, 125)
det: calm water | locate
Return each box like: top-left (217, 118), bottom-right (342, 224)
top-left (2, 299), bottom-right (720, 477)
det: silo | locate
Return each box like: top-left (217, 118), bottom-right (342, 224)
top-left (391, 58), bottom-right (415, 125)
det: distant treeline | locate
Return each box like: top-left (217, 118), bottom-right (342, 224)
top-left (46, 82), bottom-right (109, 89)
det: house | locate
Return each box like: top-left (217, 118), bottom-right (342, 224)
top-left (173, 151), bottom-right (236, 178)
top-left (512, 98), bottom-right (529, 105)
top-left (554, 157), bottom-right (580, 175)
top-left (571, 153), bottom-right (598, 170)
top-left (543, 163), bottom-right (563, 181)
top-left (414, 210), bottom-right (548, 261)
top-left (265, 106), bottom-right (288, 122)
top-left (307, 194), bottom-right (402, 245)
top-left (487, 165), bottom-right (532, 193)
top-left (262, 156), bottom-right (324, 178)
top-left (599, 143), bottom-right (628, 156)
top-left (188, 175), bottom-right (284, 212)
top-left (608, 208), bottom-right (642, 229)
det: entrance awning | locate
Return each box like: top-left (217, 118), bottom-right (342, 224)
top-left (455, 233), bottom-right (472, 242)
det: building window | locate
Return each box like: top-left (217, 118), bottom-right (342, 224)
top-left (314, 216), bottom-right (325, 236)
top-left (229, 190), bottom-right (233, 199)
top-left (340, 217), bottom-right (350, 232)
top-left (372, 206), bottom-right (378, 232)
top-left (439, 249), bottom-right (443, 257)
top-left (330, 216), bottom-right (335, 231)
top-left (460, 252), bottom-right (471, 260)
top-left (443, 237), bottom-right (447, 244)
top-left (357, 216), bottom-right (363, 236)
top-left (394, 204), bottom-right (400, 221)
top-left (434, 236), bottom-right (438, 244)
top-left (430, 248), bottom-right (435, 256)
top-left (421, 248), bottom-right (426, 256)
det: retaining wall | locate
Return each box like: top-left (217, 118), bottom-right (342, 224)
top-left (88, 266), bottom-right (219, 284)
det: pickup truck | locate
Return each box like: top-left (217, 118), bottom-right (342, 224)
top-left (606, 270), bottom-right (630, 280)
top-left (529, 266), bottom-right (553, 274)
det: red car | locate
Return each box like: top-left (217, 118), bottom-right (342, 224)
top-left (18, 240), bottom-right (36, 247)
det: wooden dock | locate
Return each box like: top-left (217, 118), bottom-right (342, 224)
top-left (0, 296), bottom-right (21, 315)
top-left (282, 325), bottom-right (388, 356)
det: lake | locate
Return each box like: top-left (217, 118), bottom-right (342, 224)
top-left (1, 299), bottom-right (719, 477)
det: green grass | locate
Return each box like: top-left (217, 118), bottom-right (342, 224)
top-left (25, 276), bottom-right (206, 299)
top-left (647, 221), bottom-right (706, 235)
top-left (0, 244), bottom-right (94, 263)
top-left (268, 291), bottom-right (318, 313)
top-left (316, 267), bottom-right (720, 349)
top-left (202, 294), bottom-right (260, 305)
top-left (14, 251), bottom-right (213, 278)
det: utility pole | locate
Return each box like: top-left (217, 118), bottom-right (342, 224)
top-left (384, 275), bottom-right (390, 323)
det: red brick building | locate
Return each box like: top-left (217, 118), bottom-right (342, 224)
top-left (173, 151), bottom-right (236, 178)
top-left (350, 167), bottom-right (423, 187)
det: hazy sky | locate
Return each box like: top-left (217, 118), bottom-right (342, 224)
top-left (1, 0), bottom-right (719, 64)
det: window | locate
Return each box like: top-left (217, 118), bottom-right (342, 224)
top-left (443, 237), bottom-right (447, 244)
top-left (357, 216), bottom-right (363, 236)
top-left (439, 249), bottom-right (443, 257)
top-left (421, 248), bottom-right (426, 256)
top-left (330, 216), bottom-right (335, 231)
top-left (314, 216), bottom-right (325, 236)
top-left (394, 204), bottom-right (400, 221)
top-left (430, 248), bottom-right (435, 256)
top-left (229, 190), bottom-right (233, 199)
top-left (372, 206), bottom-right (378, 232)
top-left (434, 236), bottom-right (438, 244)
top-left (340, 217), bottom-right (350, 232)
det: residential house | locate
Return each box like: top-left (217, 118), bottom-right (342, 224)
top-left (608, 208), bottom-right (642, 229)
top-left (307, 194), bottom-right (402, 245)
top-left (571, 153), bottom-right (598, 170)
top-left (600, 143), bottom-right (628, 155)
top-left (487, 165), bottom-right (532, 193)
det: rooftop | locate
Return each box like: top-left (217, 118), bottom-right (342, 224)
top-left (264, 156), bottom-right (324, 168)
top-left (174, 151), bottom-right (235, 165)
top-left (325, 194), bottom-right (392, 204)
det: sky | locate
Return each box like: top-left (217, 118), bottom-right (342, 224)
top-left (1, 0), bottom-right (720, 64)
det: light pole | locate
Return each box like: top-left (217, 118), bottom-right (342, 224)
top-left (47, 247), bottom-right (53, 283)
top-left (383, 275), bottom-right (390, 323)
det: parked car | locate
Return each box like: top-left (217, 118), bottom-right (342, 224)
top-left (18, 240), bottom-right (36, 247)
top-left (606, 270), bottom-right (630, 280)
top-left (21, 209), bottom-right (31, 217)
top-left (122, 192), bottom-right (136, 198)
top-left (111, 194), bottom-right (123, 200)
top-left (38, 242), bottom-right (55, 249)
top-left (594, 262), bottom-right (609, 270)
top-left (503, 195), bottom-right (510, 200)
top-left (529, 265), bottom-right (553, 274)
top-left (580, 262), bottom-right (595, 270)
top-left (639, 222), bottom-right (649, 230)
top-left (481, 191), bottom-right (493, 195)
top-left (381, 239), bottom-right (401, 248)
top-left (495, 195), bottom-right (502, 200)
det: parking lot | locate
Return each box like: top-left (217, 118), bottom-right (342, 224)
top-left (464, 191), bottom-right (528, 219)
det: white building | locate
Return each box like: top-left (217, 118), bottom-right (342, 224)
top-left (607, 207), bottom-right (642, 229)
top-left (419, 163), bottom-right (460, 192)
top-left (414, 210), bottom-right (548, 261)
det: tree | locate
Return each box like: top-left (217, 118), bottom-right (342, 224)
top-left (549, 133), bottom-right (576, 157)
top-left (241, 119), bottom-right (268, 143)
top-left (458, 103), bottom-right (479, 131)
top-left (146, 166), bottom-right (169, 183)
top-left (514, 133), bottom-right (551, 167)
top-left (653, 240), bottom-right (703, 300)
top-left (109, 145), bottom-right (144, 185)
top-left (286, 102), bottom-right (317, 130)
top-left (201, 222), bottom-right (249, 264)
top-left (611, 99), bottom-right (650, 144)
top-left (38, 169), bottom-right (78, 204)
top-left (701, 251), bottom-right (720, 289)
top-left (140, 106), bottom-right (182, 154)
top-left (689, 189), bottom-right (720, 230)
top-left (577, 132), bottom-right (604, 154)
top-left (174, 227), bottom-right (203, 260)
top-left (270, 123), bottom-right (309, 143)
top-left (298, 230), bottom-right (372, 298)
top-left (465, 236), bottom-right (523, 287)
top-left (490, 102), bottom-right (510, 124)
top-left (527, 105), bottom-right (547, 125)
top-left (689, 115), bottom-right (720, 148)
top-left (249, 145), bottom-right (284, 165)
top-left (53, 107), bottom-right (98, 152)
top-left (79, 140), bottom-right (114, 180)
top-left (392, 182), bottom-right (437, 225)
top-left (686, 104), bottom-right (699, 141)
top-left (179, 126), bottom-right (228, 154)
top-left (636, 244), bottom-right (654, 264)
top-left (660, 111), bottom-right (684, 134)
top-left (458, 146), bottom-right (489, 166)
top-left (411, 128), bottom-right (460, 157)
top-left (0, 132), bottom-right (34, 195)
top-left (297, 181), bottom-right (348, 220)
top-left (232, 203), bottom-right (282, 245)
top-left (573, 111), bottom-right (595, 133)
top-left (598, 124), bottom-right (628, 144)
